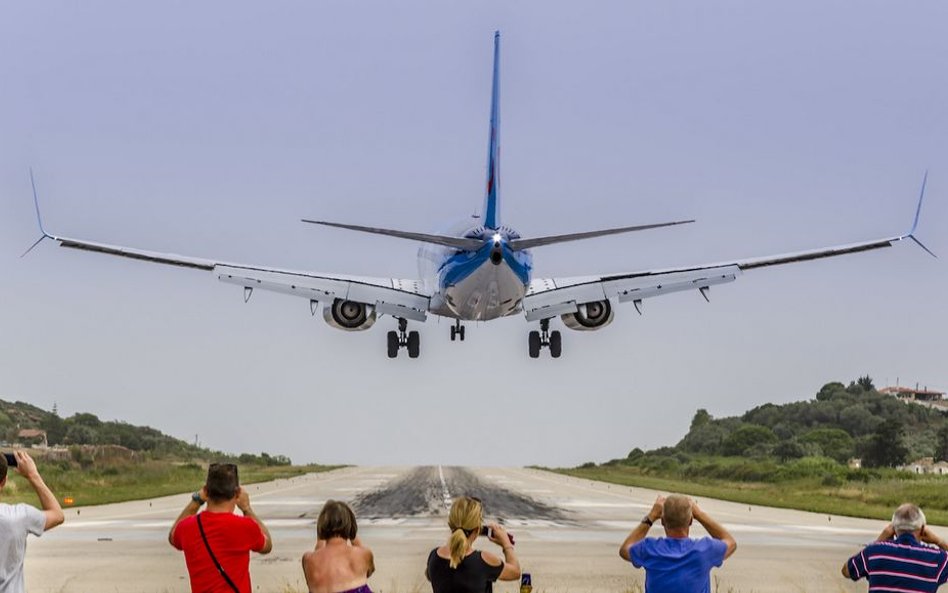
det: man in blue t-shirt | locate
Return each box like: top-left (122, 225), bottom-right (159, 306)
top-left (619, 494), bottom-right (737, 593)
top-left (842, 503), bottom-right (948, 593)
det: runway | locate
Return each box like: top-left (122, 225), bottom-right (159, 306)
top-left (27, 466), bottom-right (890, 592)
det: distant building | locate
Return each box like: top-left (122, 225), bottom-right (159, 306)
top-left (880, 386), bottom-right (945, 401)
top-left (16, 429), bottom-right (47, 449)
top-left (899, 457), bottom-right (948, 475)
top-left (881, 386), bottom-right (947, 411)
top-left (848, 458), bottom-right (862, 470)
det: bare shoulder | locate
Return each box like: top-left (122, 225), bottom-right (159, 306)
top-left (480, 550), bottom-right (503, 567)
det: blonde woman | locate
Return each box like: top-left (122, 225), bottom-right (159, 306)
top-left (426, 496), bottom-right (521, 593)
top-left (302, 500), bottom-right (375, 593)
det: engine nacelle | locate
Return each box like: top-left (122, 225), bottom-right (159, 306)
top-left (561, 299), bottom-right (614, 331)
top-left (323, 299), bottom-right (377, 331)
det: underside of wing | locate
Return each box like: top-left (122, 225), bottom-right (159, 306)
top-left (47, 233), bottom-right (431, 324)
top-left (524, 231), bottom-right (919, 324)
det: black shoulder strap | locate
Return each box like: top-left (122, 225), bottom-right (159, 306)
top-left (197, 513), bottom-right (241, 593)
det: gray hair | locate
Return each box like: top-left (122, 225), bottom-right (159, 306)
top-left (892, 503), bottom-right (926, 535)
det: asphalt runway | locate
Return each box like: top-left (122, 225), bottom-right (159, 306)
top-left (26, 466), bottom-right (893, 592)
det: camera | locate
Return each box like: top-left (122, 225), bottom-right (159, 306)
top-left (3, 453), bottom-right (17, 467)
top-left (479, 525), bottom-right (515, 545)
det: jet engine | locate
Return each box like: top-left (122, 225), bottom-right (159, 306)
top-left (561, 299), bottom-right (614, 331)
top-left (323, 298), bottom-right (377, 331)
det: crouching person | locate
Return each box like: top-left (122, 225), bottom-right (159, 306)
top-left (620, 494), bottom-right (736, 593)
top-left (169, 463), bottom-right (272, 592)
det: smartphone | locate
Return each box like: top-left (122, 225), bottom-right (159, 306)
top-left (480, 525), bottom-right (515, 545)
top-left (3, 453), bottom-right (17, 467)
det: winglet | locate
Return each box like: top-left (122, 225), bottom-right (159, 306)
top-left (21, 167), bottom-right (53, 257)
top-left (901, 170), bottom-right (936, 258)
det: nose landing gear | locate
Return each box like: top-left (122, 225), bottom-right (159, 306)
top-left (387, 318), bottom-right (420, 359)
top-left (528, 318), bottom-right (562, 359)
top-left (450, 320), bottom-right (466, 342)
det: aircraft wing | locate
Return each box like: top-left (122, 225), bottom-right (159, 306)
top-left (45, 235), bottom-right (431, 321)
top-left (522, 233), bottom-right (921, 322)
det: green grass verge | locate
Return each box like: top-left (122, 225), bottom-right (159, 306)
top-left (552, 464), bottom-right (948, 525)
top-left (1, 460), bottom-right (343, 507)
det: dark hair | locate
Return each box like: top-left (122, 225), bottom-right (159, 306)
top-left (0, 454), bottom-right (7, 484)
top-left (205, 463), bottom-right (239, 502)
top-left (317, 500), bottom-right (358, 541)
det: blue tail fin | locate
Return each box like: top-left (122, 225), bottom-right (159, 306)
top-left (482, 31), bottom-right (501, 229)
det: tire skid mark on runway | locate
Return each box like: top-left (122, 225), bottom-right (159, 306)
top-left (353, 466), bottom-right (570, 522)
top-left (353, 467), bottom-right (445, 518)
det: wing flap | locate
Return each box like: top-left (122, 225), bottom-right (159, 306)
top-left (524, 266), bottom-right (740, 322)
top-left (217, 267), bottom-right (429, 322)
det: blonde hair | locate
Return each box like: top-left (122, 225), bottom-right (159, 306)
top-left (446, 497), bottom-right (482, 569)
top-left (662, 495), bottom-right (693, 530)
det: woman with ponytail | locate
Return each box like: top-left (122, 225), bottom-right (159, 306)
top-left (426, 496), bottom-right (521, 593)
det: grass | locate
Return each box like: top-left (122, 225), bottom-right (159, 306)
top-left (1, 458), bottom-right (343, 507)
top-left (553, 461), bottom-right (948, 525)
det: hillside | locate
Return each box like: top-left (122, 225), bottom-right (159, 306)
top-left (555, 378), bottom-right (948, 523)
top-left (0, 398), bottom-right (290, 465)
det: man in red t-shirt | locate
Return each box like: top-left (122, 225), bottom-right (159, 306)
top-left (169, 463), bottom-right (273, 593)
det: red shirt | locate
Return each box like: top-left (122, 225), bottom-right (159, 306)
top-left (172, 511), bottom-right (266, 593)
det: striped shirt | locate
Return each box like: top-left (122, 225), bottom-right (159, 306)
top-left (847, 533), bottom-right (948, 592)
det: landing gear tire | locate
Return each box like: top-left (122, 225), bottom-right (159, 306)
top-left (458, 325), bottom-right (465, 341)
top-left (407, 331), bottom-right (420, 358)
top-left (528, 331), bottom-right (541, 358)
top-left (387, 331), bottom-right (399, 358)
top-left (451, 321), bottom-right (466, 342)
top-left (388, 319), bottom-right (420, 359)
top-left (549, 330), bottom-right (562, 358)
top-left (528, 319), bottom-right (563, 358)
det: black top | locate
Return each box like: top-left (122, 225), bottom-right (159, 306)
top-left (427, 549), bottom-right (504, 593)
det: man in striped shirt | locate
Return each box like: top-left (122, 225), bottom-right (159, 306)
top-left (843, 503), bottom-right (948, 592)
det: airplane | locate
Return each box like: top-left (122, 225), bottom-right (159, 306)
top-left (24, 31), bottom-right (935, 360)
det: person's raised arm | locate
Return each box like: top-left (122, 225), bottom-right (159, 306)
top-left (352, 537), bottom-right (376, 577)
top-left (237, 488), bottom-right (273, 554)
top-left (487, 523), bottom-right (521, 581)
top-left (15, 451), bottom-right (64, 532)
top-left (692, 501), bottom-right (736, 560)
top-left (876, 524), bottom-right (896, 542)
top-left (168, 487), bottom-right (205, 547)
top-left (620, 495), bottom-right (664, 561)
top-left (920, 526), bottom-right (948, 551)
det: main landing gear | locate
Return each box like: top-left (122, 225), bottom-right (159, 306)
top-left (387, 318), bottom-right (420, 359)
top-left (528, 318), bottom-right (562, 359)
top-left (450, 320), bottom-right (466, 342)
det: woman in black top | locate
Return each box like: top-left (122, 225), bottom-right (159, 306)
top-left (426, 496), bottom-right (520, 593)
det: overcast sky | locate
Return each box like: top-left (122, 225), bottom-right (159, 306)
top-left (1, 1), bottom-right (945, 467)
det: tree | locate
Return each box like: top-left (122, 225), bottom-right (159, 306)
top-left (857, 375), bottom-right (875, 392)
top-left (722, 425), bottom-right (778, 457)
top-left (862, 421), bottom-right (909, 468)
top-left (937, 424), bottom-right (948, 462)
top-left (773, 439), bottom-right (807, 462)
top-left (690, 409), bottom-right (711, 431)
top-left (816, 382), bottom-right (846, 402)
top-left (800, 428), bottom-right (854, 463)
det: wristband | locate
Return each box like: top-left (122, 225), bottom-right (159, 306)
top-left (192, 491), bottom-right (205, 505)
top-left (641, 516), bottom-right (654, 526)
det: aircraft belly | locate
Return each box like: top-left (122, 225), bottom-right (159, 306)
top-left (443, 263), bottom-right (525, 321)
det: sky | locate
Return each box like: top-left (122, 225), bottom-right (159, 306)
top-left (0, 1), bottom-right (946, 467)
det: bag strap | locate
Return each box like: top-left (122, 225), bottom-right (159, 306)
top-left (197, 513), bottom-right (241, 593)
